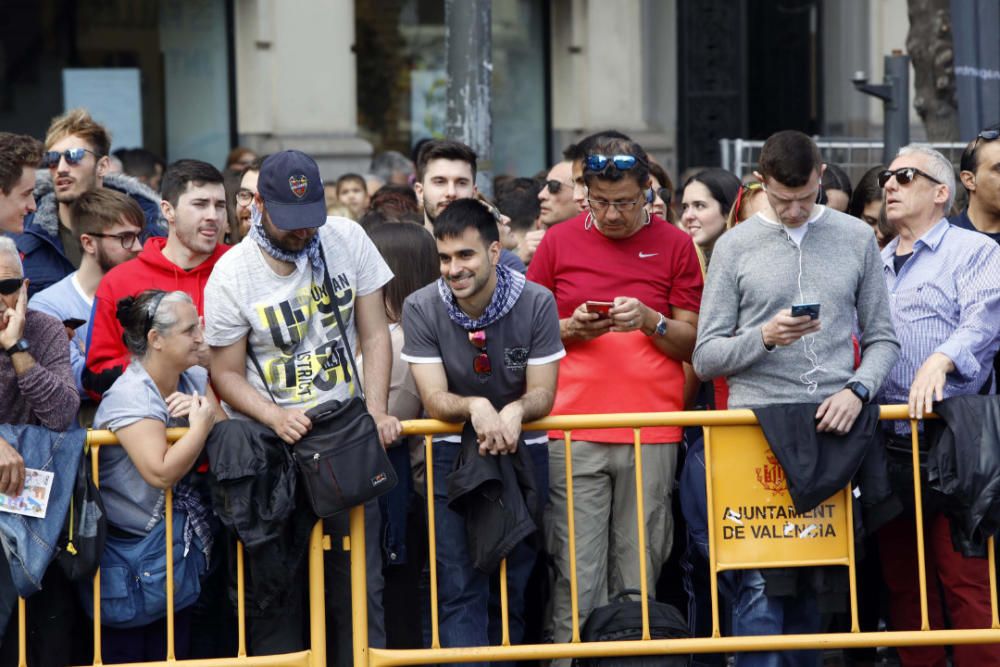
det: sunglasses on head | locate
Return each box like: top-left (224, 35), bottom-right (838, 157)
top-left (0, 278), bottom-right (25, 296)
top-left (876, 167), bottom-right (943, 189)
top-left (469, 329), bottom-right (491, 378)
top-left (41, 147), bottom-right (99, 168)
top-left (585, 154), bottom-right (640, 172)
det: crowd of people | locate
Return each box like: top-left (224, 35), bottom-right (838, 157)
top-left (0, 107), bottom-right (998, 667)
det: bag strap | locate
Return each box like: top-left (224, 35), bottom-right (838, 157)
top-left (246, 342), bottom-right (277, 405)
top-left (244, 242), bottom-right (366, 405)
top-left (318, 241), bottom-right (366, 403)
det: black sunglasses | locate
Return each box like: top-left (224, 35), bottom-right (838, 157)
top-left (545, 179), bottom-right (574, 195)
top-left (0, 278), bottom-right (25, 296)
top-left (877, 167), bottom-right (943, 189)
top-left (41, 147), bottom-right (100, 168)
top-left (655, 187), bottom-right (672, 207)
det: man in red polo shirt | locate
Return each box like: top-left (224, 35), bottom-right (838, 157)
top-left (527, 135), bottom-right (702, 659)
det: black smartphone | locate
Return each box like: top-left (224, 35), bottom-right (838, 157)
top-left (790, 303), bottom-right (821, 320)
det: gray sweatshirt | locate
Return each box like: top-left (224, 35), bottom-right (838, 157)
top-left (692, 207), bottom-right (899, 409)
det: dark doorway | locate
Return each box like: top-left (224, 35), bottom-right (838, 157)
top-left (676, 0), bottom-right (822, 173)
top-left (746, 0), bottom-right (822, 139)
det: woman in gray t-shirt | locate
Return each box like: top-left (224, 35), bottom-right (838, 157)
top-left (92, 289), bottom-right (219, 662)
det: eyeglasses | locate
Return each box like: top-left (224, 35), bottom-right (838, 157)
top-left (545, 179), bottom-right (574, 195)
top-left (732, 181), bottom-right (763, 214)
top-left (41, 148), bottom-right (100, 168)
top-left (235, 189), bottom-right (256, 206)
top-left (877, 167), bottom-right (943, 189)
top-left (0, 278), bottom-right (24, 296)
top-left (587, 197), bottom-right (645, 214)
top-left (584, 154), bottom-right (641, 172)
top-left (655, 187), bottom-right (672, 207)
top-left (87, 231), bottom-right (145, 249)
top-left (469, 329), bottom-right (491, 378)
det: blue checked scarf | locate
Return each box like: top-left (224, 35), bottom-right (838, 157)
top-left (248, 202), bottom-right (324, 274)
top-left (173, 481), bottom-right (213, 560)
top-left (437, 264), bottom-right (525, 330)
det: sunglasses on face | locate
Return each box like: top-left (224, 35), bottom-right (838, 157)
top-left (545, 179), bottom-right (574, 195)
top-left (877, 167), bottom-right (943, 189)
top-left (87, 231), bottom-right (145, 249)
top-left (654, 187), bottom-right (672, 207)
top-left (0, 278), bottom-right (25, 296)
top-left (584, 154), bottom-right (640, 172)
top-left (41, 148), bottom-right (99, 168)
top-left (469, 329), bottom-right (491, 378)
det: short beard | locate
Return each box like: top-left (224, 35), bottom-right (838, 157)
top-left (261, 217), bottom-right (308, 253)
top-left (94, 245), bottom-right (119, 274)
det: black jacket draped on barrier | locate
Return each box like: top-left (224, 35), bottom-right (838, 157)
top-left (750, 403), bottom-right (901, 611)
top-left (754, 402), bottom-right (901, 533)
top-left (206, 420), bottom-right (315, 611)
top-left (928, 395), bottom-right (1000, 557)
top-left (446, 423), bottom-right (539, 573)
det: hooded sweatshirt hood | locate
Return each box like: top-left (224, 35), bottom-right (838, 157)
top-left (82, 235), bottom-right (229, 398)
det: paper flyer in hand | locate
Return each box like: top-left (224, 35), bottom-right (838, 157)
top-left (0, 469), bottom-right (54, 519)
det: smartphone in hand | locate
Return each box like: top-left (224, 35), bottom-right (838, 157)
top-left (584, 300), bottom-right (614, 318)
top-left (790, 303), bottom-right (821, 320)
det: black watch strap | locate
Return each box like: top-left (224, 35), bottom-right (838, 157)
top-left (4, 339), bottom-right (29, 356)
top-left (846, 381), bottom-right (870, 403)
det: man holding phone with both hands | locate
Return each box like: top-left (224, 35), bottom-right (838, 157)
top-left (693, 130), bottom-right (899, 666)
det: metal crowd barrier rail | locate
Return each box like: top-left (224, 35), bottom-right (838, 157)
top-left (350, 406), bottom-right (1000, 667)
top-left (12, 429), bottom-right (329, 667)
top-left (718, 138), bottom-right (968, 184)
top-left (11, 407), bottom-right (1000, 667)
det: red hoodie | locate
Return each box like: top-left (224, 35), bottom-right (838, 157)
top-left (83, 237), bottom-right (229, 397)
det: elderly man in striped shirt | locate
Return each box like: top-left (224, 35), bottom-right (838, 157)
top-left (877, 143), bottom-right (1000, 667)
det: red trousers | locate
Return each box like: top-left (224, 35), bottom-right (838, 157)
top-left (878, 511), bottom-right (1000, 666)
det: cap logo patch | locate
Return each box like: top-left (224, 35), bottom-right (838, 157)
top-left (289, 175), bottom-right (308, 198)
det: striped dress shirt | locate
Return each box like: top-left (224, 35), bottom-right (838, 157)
top-left (878, 219), bottom-right (1000, 406)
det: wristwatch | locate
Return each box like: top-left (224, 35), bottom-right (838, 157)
top-left (3, 339), bottom-right (30, 357)
top-left (652, 312), bottom-right (668, 337)
top-left (845, 381), bottom-right (870, 404)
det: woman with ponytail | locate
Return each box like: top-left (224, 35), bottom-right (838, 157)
top-left (91, 289), bottom-right (220, 663)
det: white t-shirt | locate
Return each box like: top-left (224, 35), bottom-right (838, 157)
top-left (204, 217), bottom-right (393, 416)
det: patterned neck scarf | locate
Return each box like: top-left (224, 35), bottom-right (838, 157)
top-left (248, 202), bottom-right (324, 274)
top-left (437, 264), bottom-right (526, 330)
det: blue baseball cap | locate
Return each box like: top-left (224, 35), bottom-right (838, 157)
top-left (257, 150), bottom-right (328, 230)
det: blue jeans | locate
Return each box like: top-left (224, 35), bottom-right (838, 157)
top-left (732, 570), bottom-right (821, 667)
top-left (431, 441), bottom-right (544, 663)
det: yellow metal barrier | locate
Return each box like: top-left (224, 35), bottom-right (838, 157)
top-left (349, 406), bottom-right (1000, 667)
top-left (10, 408), bottom-right (999, 666)
top-left (12, 429), bottom-right (327, 667)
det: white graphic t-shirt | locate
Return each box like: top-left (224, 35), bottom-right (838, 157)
top-left (204, 217), bottom-right (393, 416)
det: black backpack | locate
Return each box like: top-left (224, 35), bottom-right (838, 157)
top-left (574, 589), bottom-right (690, 667)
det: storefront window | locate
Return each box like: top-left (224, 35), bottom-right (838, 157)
top-left (356, 0), bottom-right (548, 179)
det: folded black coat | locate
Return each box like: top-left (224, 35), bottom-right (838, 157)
top-left (928, 395), bottom-right (1000, 557)
top-left (446, 422), bottom-right (539, 574)
top-left (751, 403), bottom-right (900, 611)
top-left (754, 402), bottom-right (900, 531)
top-left (206, 420), bottom-right (316, 611)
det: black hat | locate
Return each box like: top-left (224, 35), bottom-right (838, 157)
top-left (258, 150), bottom-right (327, 230)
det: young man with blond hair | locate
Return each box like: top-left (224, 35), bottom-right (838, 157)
top-left (12, 108), bottom-right (165, 296)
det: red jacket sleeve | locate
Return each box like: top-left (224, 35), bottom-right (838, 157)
top-left (82, 283), bottom-right (130, 398)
